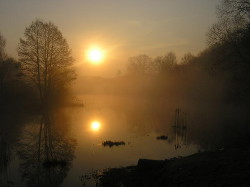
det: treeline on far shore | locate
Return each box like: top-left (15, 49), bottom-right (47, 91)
top-left (1, 0), bottom-right (250, 113)
top-left (77, 0), bottom-right (250, 107)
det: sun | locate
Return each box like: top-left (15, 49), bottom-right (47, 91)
top-left (87, 48), bottom-right (104, 64)
top-left (91, 121), bottom-right (101, 131)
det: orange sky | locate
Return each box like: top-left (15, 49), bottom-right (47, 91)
top-left (0, 0), bottom-right (219, 77)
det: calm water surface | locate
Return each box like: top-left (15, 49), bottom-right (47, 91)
top-left (1, 95), bottom-right (198, 187)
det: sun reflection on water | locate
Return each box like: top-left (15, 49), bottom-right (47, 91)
top-left (91, 121), bottom-right (101, 131)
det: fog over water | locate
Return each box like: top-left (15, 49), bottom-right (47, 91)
top-left (1, 88), bottom-right (249, 186)
top-left (1, 0), bottom-right (250, 186)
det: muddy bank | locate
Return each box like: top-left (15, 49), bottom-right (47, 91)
top-left (100, 148), bottom-right (250, 186)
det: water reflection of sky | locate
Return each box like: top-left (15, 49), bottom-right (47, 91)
top-left (1, 95), bottom-right (198, 187)
top-left (62, 95), bottom-right (198, 186)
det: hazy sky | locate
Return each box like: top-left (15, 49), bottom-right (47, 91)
top-left (0, 0), bottom-right (220, 77)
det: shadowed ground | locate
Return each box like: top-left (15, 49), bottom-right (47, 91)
top-left (100, 148), bottom-right (250, 187)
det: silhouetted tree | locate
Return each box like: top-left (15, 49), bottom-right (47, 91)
top-left (218, 0), bottom-right (250, 20)
top-left (0, 34), bottom-right (23, 99)
top-left (0, 33), bottom-right (6, 61)
top-left (0, 58), bottom-right (21, 97)
top-left (0, 33), bottom-right (6, 97)
top-left (127, 55), bottom-right (153, 75)
top-left (18, 20), bottom-right (76, 105)
top-left (206, 0), bottom-right (250, 101)
top-left (154, 52), bottom-right (177, 74)
top-left (180, 53), bottom-right (195, 65)
top-left (207, 0), bottom-right (250, 52)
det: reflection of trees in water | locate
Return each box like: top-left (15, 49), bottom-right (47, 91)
top-left (173, 108), bottom-right (187, 150)
top-left (155, 108), bottom-right (188, 150)
top-left (17, 112), bottom-right (76, 187)
top-left (124, 104), bottom-right (189, 150)
top-left (0, 133), bottom-right (12, 186)
top-left (0, 111), bottom-right (27, 187)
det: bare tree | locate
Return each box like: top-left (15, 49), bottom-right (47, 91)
top-left (0, 33), bottom-right (6, 61)
top-left (154, 52), bottom-right (177, 74)
top-left (207, 0), bottom-right (250, 67)
top-left (207, 14), bottom-right (246, 46)
top-left (0, 34), bottom-right (6, 96)
top-left (0, 34), bottom-right (17, 97)
top-left (180, 53), bottom-right (195, 65)
top-left (207, 0), bottom-right (250, 46)
top-left (127, 55), bottom-right (153, 75)
top-left (18, 20), bottom-right (75, 104)
top-left (217, 0), bottom-right (250, 20)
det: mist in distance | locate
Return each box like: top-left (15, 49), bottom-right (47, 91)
top-left (1, 0), bottom-right (250, 186)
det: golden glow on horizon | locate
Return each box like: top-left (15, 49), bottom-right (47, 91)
top-left (91, 121), bottom-right (101, 131)
top-left (87, 48), bottom-right (104, 64)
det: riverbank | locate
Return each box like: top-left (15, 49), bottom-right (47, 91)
top-left (100, 148), bottom-right (250, 186)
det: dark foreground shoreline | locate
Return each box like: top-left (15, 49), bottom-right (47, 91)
top-left (100, 148), bottom-right (250, 187)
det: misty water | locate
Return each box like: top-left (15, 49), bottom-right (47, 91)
top-left (0, 94), bottom-right (229, 187)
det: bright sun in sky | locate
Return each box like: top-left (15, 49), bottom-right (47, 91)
top-left (87, 48), bottom-right (104, 64)
top-left (91, 121), bottom-right (101, 131)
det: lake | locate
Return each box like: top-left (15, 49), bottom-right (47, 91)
top-left (1, 95), bottom-right (199, 187)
